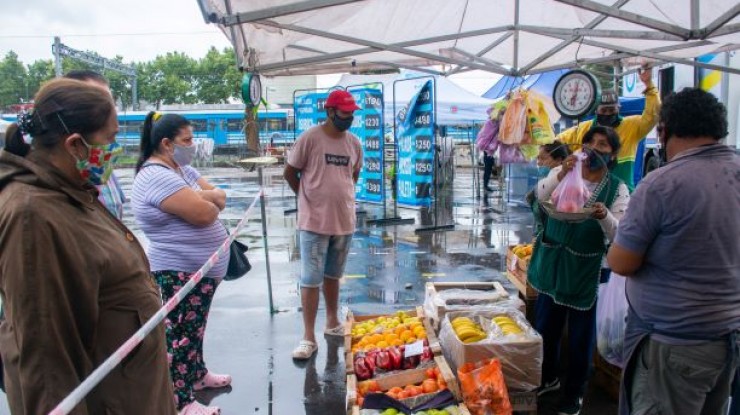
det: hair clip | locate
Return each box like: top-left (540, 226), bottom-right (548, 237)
top-left (17, 111), bottom-right (35, 135)
top-left (152, 112), bottom-right (163, 122)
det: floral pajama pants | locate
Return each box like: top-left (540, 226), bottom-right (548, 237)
top-left (153, 270), bottom-right (220, 410)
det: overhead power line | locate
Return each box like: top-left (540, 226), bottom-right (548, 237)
top-left (0, 31), bottom-right (219, 39)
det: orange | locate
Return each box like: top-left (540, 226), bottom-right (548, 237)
top-left (376, 341), bottom-right (389, 349)
top-left (422, 379), bottom-right (439, 394)
top-left (405, 336), bottom-right (418, 344)
top-left (399, 330), bottom-right (414, 342)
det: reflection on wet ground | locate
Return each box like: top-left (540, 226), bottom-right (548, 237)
top-left (0, 166), bottom-right (617, 414)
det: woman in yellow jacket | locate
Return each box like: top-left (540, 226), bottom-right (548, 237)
top-left (557, 68), bottom-right (660, 191)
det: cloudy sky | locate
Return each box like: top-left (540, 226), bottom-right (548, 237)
top-left (0, 0), bottom-right (499, 95)
top-left (0, 0), bottom-right (232, 65)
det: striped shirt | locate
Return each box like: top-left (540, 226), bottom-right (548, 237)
top-left (131, 163), bottom-right (228, 278)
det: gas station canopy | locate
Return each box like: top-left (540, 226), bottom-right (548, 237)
top-left (197, 0), bottom-right (740, 76)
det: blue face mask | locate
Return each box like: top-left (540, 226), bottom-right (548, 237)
top-left (537, 166), bottom-right (551, 176)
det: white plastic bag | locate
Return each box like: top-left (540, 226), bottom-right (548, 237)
top-left (597, 273), bottom-right (628, 368)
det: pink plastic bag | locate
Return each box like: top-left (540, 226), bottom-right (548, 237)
top-left (476, 118), bottom-right (500, 155)
top-left (551, 152), bottom-right (590, 212)
top-left (499, 144), bottom-right (526, 164)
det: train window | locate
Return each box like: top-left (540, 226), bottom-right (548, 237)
top-left (120, 121), bottom-right (143, 134)
top-left (227, 119), bottom-right (244, 132)
top-left (189, 120), bottom-right (207, 132)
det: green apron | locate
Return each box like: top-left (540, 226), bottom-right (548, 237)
top-left (527, 173), bottom-right (620, 310)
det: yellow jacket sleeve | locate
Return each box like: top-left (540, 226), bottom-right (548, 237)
top-left (556, 120), bottom-right (594, 149)
top-left (629, 83), bottom-right (661, 140)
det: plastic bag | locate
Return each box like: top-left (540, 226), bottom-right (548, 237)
top-left (597, 273), bottom-right (628, 368)
top-left (498, 144), bottom-right (525, 164)
top-left (498, 92), bottom-right (527, 145)
top-left (475, 119), bottom-right (500, 155)
top-left (423, 287), bottom-right (525, 329)
top-left (439, 309), bottom-right (542, 392)
top-left (551, 152), bottom-right (590, 212)
top-left (458, 358), bottom-right (512, 415)
top-left (525, 91), bottom-right (556, 145)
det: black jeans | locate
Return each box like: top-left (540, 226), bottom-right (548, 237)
top-left (482, 154), bottom-right (495, 189)
top-left (535, 293), bottom-right (597, 400)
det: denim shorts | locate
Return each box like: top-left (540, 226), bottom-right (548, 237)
top-left (299, 230), bottom-right (353, 288)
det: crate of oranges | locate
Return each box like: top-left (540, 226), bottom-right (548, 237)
top-left (344, 307), bottom-right (441, 376)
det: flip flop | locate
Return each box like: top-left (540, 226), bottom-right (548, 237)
top-left (193, 372), bottom-right (232, 391)
top-left (323, 324), bottom-right (345, 337)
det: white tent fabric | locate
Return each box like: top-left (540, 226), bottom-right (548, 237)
top-left (335, 71), bottom-right (495, 124)
top-left (197, 0), bottom-right (739, 76)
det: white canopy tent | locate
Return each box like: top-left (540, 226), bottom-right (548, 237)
top-left (335, 71), bottom-right (496, 124)
top-left (196, 0), bottom-right (739, 77)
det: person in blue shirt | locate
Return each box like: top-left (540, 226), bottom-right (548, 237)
top-left (608, 88), bottom-right (739, 415)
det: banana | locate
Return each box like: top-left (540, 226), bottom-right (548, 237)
top-left (462, 333), bottom-right (487, 343)
top-left (456, 327), bottom-right (485, 342)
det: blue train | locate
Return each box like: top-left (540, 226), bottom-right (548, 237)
top-left (3, 109), bottom-right (296, 147)
top-left (116, 109), bottom-right (295, 146)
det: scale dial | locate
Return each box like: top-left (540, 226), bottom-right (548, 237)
top-left (553, 70), bottom-right (600, 119)
top-left (241, 73), bottom-right (262, 107)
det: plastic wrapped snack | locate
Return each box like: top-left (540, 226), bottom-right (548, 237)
top-left (439, 309), bottom-right (542, 392)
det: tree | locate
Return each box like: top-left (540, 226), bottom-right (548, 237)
top-left (0, 51), bottom-right (28, 108)
top-left (138, 52), bottom-right (198, 108)
top-left (26, 59), bottom-right (55, 100)
top-left (195, 47), bottom-right (241, 103)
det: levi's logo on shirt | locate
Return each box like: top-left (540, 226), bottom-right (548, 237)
top-left (325, 153), bottom-right (350, 166)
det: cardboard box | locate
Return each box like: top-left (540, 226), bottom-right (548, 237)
top-left (423, 282), bottom-right (521, 331)
top-left (439, 309), bottom-right (543, 393)
top-left (346, 355), bottom-right (467, 414)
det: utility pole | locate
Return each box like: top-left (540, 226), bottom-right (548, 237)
top-left (52, 36), bottom-right (138, 109)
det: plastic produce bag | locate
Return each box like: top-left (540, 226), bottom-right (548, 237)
top-left (475, 118), bottom-right (500, 155)
top-left (498, 92), bottom-right (527, 145)
top-left (551, 152), bottom-right (590, 212)
top-left (458, 358), bottom-right (512, 415)
top-left (525, 91), bottom-right (556, 145)
top-left (597, 273), bottom-right (628, 368)
top-left (498, 144), bottom-right (525, 164)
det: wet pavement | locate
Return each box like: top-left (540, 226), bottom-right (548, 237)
top-left (0, 165), bottom-right (617, 414)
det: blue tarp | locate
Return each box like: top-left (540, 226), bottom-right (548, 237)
top-left (482, 70), bottom-right (569, 100)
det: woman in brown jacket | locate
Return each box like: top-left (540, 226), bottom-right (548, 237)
top-left (0, 78), bottom-right (176, 414)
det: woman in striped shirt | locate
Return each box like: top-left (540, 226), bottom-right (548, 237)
top-left (132, 112), bottom-right (231, 415)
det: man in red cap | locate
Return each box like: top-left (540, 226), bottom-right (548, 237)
top-left (284, 89), bottom-right (363, 360)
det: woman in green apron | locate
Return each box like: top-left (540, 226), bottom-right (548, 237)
top-left (528, 126), bottom-right (630, 415)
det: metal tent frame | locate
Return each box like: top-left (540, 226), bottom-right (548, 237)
top-left (196, 0), bottom-right (739, 76)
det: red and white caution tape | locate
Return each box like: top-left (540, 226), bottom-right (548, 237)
top-left (49, 189), bottom-right (263, 415)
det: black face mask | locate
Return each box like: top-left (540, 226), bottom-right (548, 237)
top-left (331, 112), bottom-right (353, 132)
top-left (596, 113), bottom-right (621, 128)
top-left (584, 147), bottom-right (611, 170)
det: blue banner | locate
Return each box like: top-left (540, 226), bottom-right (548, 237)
top-left (294, 91), bottom-right (329, 137)
top-left (395, 80), bottom-right (434, 207)
top-left (349, 88), bottom-right (384, 203)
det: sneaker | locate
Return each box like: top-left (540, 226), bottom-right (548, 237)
top-left (536, 378), bottom-right (560, 396)
top-left (324, 324), bottom-right (345, 337)
top-left (292, 340), bottom-right (318, 360)
top-left (556, 396), bottom-right (583, 415)
top-left (179, 401), bottom-right (220, 415)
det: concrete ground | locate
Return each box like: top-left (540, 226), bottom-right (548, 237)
top-left (0, 165), bottom-right (618, 414)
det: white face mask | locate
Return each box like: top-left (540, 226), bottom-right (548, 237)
top-left (173, 143), bottom-right (196, 166)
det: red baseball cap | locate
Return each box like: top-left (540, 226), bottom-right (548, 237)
top-left (325, 90), bottom-right (360, 112)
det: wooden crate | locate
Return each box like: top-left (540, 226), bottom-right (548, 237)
top-left (424, 281), bottom-right (511, 331)
top-left (506, 271), bottom-right (537, 299)
top-left (344, 306), bottom-right (441, 375)
top-left (593, 353), bottom-right (621, 401)
top-left (347, 355), bottom-right (465, 414)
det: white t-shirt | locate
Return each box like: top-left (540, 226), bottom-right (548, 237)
top-left (287, 126), bottom-right (363, 235)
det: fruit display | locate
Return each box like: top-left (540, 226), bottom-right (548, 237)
top-left (356, 367), bottom-right (448, 407)
top-left (451, 317), bottom-right (487, 344)
top-left (351, 311), bottom-right (428, 352)
top-left (491, 315), bottom-right (523, 336)
top-left (353, 342), bottom-right (435, 380)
